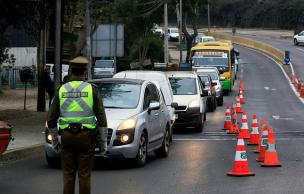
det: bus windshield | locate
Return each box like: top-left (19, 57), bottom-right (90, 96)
top-left (192, 50), bottom-right (229, 72)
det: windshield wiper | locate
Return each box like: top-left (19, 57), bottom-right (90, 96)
top-left (105, 106), bottom-right (123, 109)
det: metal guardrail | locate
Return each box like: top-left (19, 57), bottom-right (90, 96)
top-left (205, 32), bottom-right (285, 64)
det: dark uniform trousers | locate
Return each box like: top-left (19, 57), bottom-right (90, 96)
top-left (61, 129), bottom-right (95, 194)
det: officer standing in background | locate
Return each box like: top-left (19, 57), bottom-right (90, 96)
top-left (47, 56), bottom-right (107, 194)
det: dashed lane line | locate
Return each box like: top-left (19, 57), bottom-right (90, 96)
top-left (296, 48), bottom-right (304, 52)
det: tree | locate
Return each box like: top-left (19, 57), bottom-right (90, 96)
top-left (173, 0), bottom-right (208, 61)
top-left (0, 33), bottom-right (16, 67)
top-left (114, 0), bottom-right (164, 69)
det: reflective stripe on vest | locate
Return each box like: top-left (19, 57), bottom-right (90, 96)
top-left (58, 81), bottom-right (95, 129)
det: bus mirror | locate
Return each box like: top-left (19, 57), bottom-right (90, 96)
top-left (219, 70), bottom-right (224, 74)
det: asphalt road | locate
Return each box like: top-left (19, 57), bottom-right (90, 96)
top-left (1, 45), bottom-right (304, 194)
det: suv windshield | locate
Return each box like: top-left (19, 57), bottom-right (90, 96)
top-left (95, 61), bottom-right (114, 68)
top-left (170, 29), bottom-right (178, 33)
top-left (169, 77), bottom-right (197, 95)
top-left (197, 71), bottom-right (218, 80)
top-left (96, 83), bottom-right (141, 109)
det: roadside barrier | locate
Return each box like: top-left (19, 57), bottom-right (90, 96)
top-left (223, 106), bottom-right (231, 130)
top-left (292, 71), bottom-right (297, 84)
top-left (247, 115), bottom-right (259, 145)
top-left (227, 133), bottom-right (256, 176)
top-left (240, 78), bottom-right (245, 91)
top-left (239, 88), bottom-right (245, 104)
top-left (227, 102), bottom-right (239, 134)
top-left (254, 119), bottom-right (266, 153)
top-left (256, 125), bottom-right (269, 162)
top-left (298, 76), bottom-right (301, 92)
top-left (239, 111), bottom-right (250, 139)
top-left (205, 32), bottom-right (285, 63)
top-left (300, 81), bottom-right (304, 97)
top-left (260, 127), bottom-right (282, 167)
top-left (236, 96), bottom-right (243, 114)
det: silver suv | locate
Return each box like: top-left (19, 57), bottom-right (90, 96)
top-left (45, 78), bottom-right (171, 167)
top-left (166, 71), bottom-right (208, 132)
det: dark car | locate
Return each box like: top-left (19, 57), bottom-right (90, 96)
top-left (197, 74), bottom-right (217, 112)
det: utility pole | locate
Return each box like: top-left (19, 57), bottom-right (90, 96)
top-left (179, 0), bottom-right (182, 63)
top-left (85, 0), bottom-right (92, 80)
top-left (208, 0), bottom-right (210, 32)
top-left (164, 1), bottom-right (168, 63)
top-left (54, 0), bottom-right (61, 90)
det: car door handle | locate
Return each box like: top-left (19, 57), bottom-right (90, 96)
top-left (155, 113), bottom-right (159, 116)
top-left (161, 109), bottom-right (164, 112)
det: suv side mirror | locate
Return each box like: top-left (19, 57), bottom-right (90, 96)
top-left (149, 102), bottom-right (160, 110)
top-left (171, 102), bottom-right (178, 108)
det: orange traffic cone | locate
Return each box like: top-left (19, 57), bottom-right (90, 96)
top-left (247, 115), bottom-right (259, 145)
top-left (227, 102), bottom-right (239, 134)
top-left (239, 89), bottom-right (245, 104)
top-left (253, 119), bottom-right (266, 153)
top-left (300, 81), bottom-right (304, 97)
top-left (297, 76), bottom-right (301, 92)
top-left (292, 71), bottom-right (297, 84)
top-left (227, 133), bottom-right (256, 176)
top-left (223, 106), bottom-right (231, 130)
top-left (236, 96), bottom-right (243, 113)
top-left (260, 127), bottom-right (282, 167)
top-left (239, 111), bottom-right (250, 138)
top-left (240, 78), bottom-right (245, 91)
top-left (256, 125), bottom-right (268, 162)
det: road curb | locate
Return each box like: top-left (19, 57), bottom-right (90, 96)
top-left (0, 143), bottom-right (44, 162)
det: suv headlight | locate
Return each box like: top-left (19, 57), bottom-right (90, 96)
top-left (214, 85), bottom-right (219, 90)
top-left (189, 99), bottom-right (199, 108)
top-left (117, 115), bottom-right (138, 130)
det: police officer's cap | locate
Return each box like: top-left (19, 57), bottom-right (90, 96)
top-left (69, 56), bottom-right (88, 69)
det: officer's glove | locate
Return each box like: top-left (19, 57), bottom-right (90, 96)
top-left (98, 127), bottom-right (108, 155)
top-left (48, 127), bottom-right (60, 154)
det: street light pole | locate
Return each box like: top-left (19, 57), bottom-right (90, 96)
top-left (179, 0), bottom-right (182, 63)
top-left (208, 0), bottom-right (210, 32)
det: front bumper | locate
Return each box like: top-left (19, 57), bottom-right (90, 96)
top-left (173, 107), bottom-right (200, 128)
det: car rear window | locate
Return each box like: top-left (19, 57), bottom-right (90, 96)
top-left (169, 77), bottom-right (197, 95)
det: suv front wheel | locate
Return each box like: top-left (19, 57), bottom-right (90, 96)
top-left (294, 39), bottom-right (299, 45)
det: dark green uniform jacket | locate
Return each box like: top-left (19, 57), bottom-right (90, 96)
top-left (47, 77), bottom-right (107, 128)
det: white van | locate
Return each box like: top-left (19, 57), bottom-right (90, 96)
top-left (46, 64), bottom-right (69, 83)
top-left (113, 70), bottom-right (178, 141)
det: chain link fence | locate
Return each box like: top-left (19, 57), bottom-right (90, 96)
top-left (0, 67), bottom-right (37, 90)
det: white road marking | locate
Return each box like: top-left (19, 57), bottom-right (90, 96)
top-left (272, 116), bottom-right (294, 120)
top-left (241, 69), bottom-right (243, 73)
top-left (296, 48), bottom-right (304, 52)
top-left (265, 87), bottom-right (269, 90)
top-left (173, 139), bottom-right (235, 141)
top-left (270, 42), bottom-right (281, 45)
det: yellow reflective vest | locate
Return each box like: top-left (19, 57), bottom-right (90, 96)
top-left (58, 81), bottom-right (96, 129)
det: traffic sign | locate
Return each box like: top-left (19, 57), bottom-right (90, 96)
top-left (284, 57), bottom-right (290, 64)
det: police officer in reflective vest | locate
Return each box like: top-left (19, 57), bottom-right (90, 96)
top-left (47, 56), bottom-right (107, 194)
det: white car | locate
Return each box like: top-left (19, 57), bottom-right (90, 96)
top-left (168, 28), bottom-right (179, 41)
top-left (166, 71), bottom-right (208, 132)
top-left (199, 36), bottom-right (215, 43)
top-left (294, 31), bottom-right (304, 45)
top-left (46, 64), bottom-right (69, 83)
top-left (45, 78), bottom-right (172, 167)
top-left (152, 24), bottom-right (164, 37)
top-left (113, 71), bottom-right (178, 142)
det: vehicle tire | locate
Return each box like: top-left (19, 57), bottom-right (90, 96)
top-left (169, 36), bottom-right (172, 41)
top-left (203, 111), bottom-right (206, 121)
top-left (294, 39), bottom-right (299, 45)
top-left (217, 94), bottom-right (224, 106)
top-left (223, 90), bottom-right (229, 96)
top-left (134, 132), bottom-right (147, 167)
top-left (154, 125), bottom-right (170, 157)
top-left (195, 114), bottom-right (204, 132)
top-left (46, 153), bottom-right (61, 167)
top-left (208, 99), bottom-right (214, 112)
top-left (214, 97), bottom-right (217, 110)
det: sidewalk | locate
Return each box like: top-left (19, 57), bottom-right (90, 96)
top-left (0, 86), bottom-right (50, 162)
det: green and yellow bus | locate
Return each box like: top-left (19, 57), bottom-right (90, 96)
top-left (190, 41), bottom-right (235, 95)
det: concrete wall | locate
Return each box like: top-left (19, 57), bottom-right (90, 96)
top-left (2, 47), bottom-right (37, 68)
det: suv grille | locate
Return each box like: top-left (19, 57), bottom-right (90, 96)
top-left (175, 106), bottom-right (187, 111)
